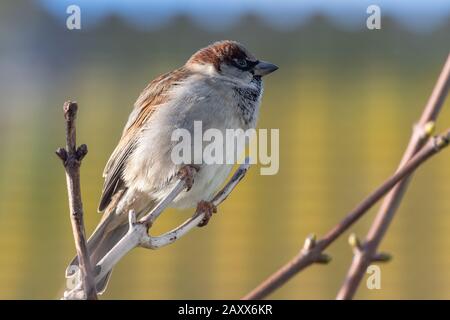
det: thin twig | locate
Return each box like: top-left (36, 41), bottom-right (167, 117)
top-left (336, 53), bottom-right (450, 300)
top-left (56, 101), bottom-right (97, 300)
top-left (243, 126), bottom-right (450, 300)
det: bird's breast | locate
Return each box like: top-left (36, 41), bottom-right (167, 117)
top-left (125, 75), bottom-right (261, 208)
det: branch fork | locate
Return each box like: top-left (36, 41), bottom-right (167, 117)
top-left (348, 233), bottom-right (391, 263)
top-left (244, 54), bottom-right (450, 300)
top-left (63, 158), bottom-right (251, 299)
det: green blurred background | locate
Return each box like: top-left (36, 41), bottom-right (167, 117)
top-left (0, 1), bottom-right (449, 299)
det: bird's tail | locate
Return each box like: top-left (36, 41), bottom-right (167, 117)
top-left (65, 191), bottom-right (156, 296)
top-left (65, 210), bottom-right (129, 294)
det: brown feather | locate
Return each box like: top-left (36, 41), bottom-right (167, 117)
top-left (187, 40), bottom-right (255, 72)
top-left (98, 66), bottom-right (193, 212)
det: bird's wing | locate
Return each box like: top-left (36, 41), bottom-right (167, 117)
top-left (98, 67), bottom-right (192, 212)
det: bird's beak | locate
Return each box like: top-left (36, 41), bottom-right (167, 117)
top-left (253, 61), bottom-right (278, 77)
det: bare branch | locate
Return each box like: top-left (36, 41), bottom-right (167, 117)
top-left (242, 54), bottom-right (450, 301)
top-left (336, 53), bottom-right (450, 300)
top-left (56, 101), bottom-right (97, 300)
top-left (243, 127), bottom-right (450, 300)
top-left (64, 160), bottom-right (250, 299)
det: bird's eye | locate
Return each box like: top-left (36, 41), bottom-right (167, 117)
top-left (234, 58), bottom-right (247, 68)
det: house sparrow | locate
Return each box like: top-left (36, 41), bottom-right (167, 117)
top-left (66, 40), bottom-right (278, 293)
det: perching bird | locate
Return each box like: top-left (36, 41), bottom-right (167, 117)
top-left (66, 40), bottom-right (278, 293)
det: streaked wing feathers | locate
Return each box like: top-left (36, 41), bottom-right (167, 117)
top-left (98, 67), bottom-right (191, 212)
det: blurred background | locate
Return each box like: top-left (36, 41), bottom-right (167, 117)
top-left (0, 0), bottom-right (449, 299)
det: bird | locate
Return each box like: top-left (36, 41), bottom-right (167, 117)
top-left (65, 40), bottom-right (278, 294)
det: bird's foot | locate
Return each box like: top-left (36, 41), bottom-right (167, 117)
top-left (197, 200), bottom-right (217, 227)
top-left (177, 164), bottom-right (200, 191)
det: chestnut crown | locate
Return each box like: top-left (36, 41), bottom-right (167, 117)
top-left (187, 40), bottom-right (278, 77)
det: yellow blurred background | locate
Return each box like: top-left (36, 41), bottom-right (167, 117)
top-left (0, 1), bottom-right (449, 299)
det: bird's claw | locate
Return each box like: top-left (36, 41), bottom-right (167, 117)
top-left (177, 164), bottom-right (200, 191)
top-left (197, 200), bottom-right (217, 227)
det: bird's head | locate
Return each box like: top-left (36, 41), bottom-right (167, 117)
top-left (186, 40), bottom-right (278, 82)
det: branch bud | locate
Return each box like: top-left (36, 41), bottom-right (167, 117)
top-left (424, 121), bottom-right (436, 137)
top-left (348, 233), bottom-right (362, 254)
top-left (303, 233), bottom-right (316, 251)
